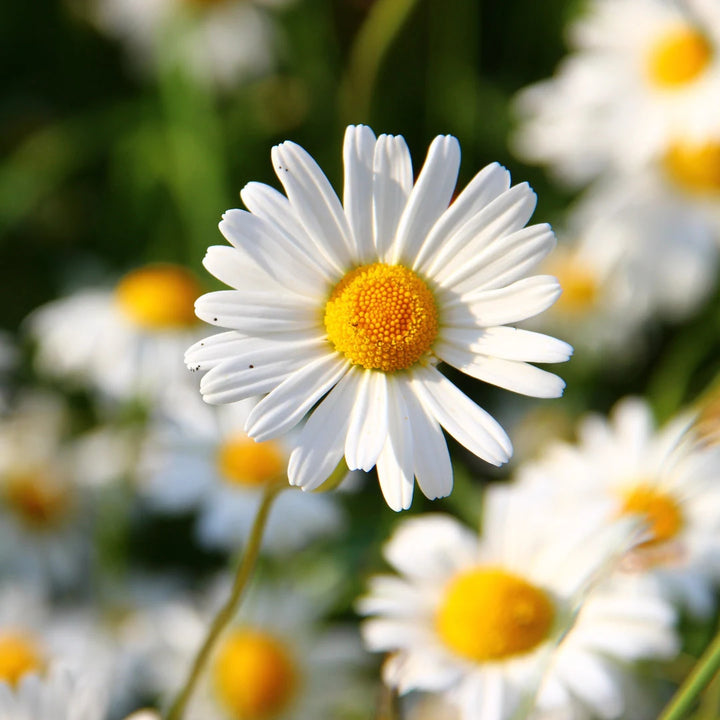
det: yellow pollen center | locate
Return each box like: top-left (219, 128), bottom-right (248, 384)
top-left (213, 629), bottom-right (298, 720)
top-left (547, 254), bottom-right (598, 315)
top-left (664, 140), bottom-right (720, 195)
top-left (647, 26), bottom-right (712, 88)
top-left (435, 567), bottom-right (555, 663)
top-left (0, 632), bottom-right (43, 686)
top-left (4, 472), bottom-right (71, 529)
top-left (324, 263), bottom-right (438, 372)
top-left (216, 435), bottom-right (285, 487)
top-left (620, 483), bottom-right (684, 547)
top-left (115, 264), bottom-right (201, 330)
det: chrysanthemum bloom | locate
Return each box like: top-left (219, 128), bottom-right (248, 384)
top-left (186, 125), bottom-right (571, 510)
top-left (125, 577), bottom-right (369, 720)
top-left (519, 397), bottom-right (720, 617)
top-left (137, 392), bottom-right (343, 554)
top-left (358, 489), bottom-right (651, 720)
top-left (28, 264), bottom-right (204, 405)
top-left (512, 0), bottom-right (720, 185)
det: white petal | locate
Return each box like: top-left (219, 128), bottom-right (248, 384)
top-left (272, 141), bottom-right (355, 272)
top-left (202, 244), bottom-right (278, 293)
top-left (246, 354), bottom-right (350, 441)
top-left (288, 368), bottom-right (360, 490)
top-left (414, 162), bottom-right (511, 273)
top-left (372, 134), bottom-right (413, 260)
top-left (442, 275), bottom-right (562, 327)
top-left (194, 290), bottom-right (317, 335)
top-left (343, 125), bottom-right (377, 264)
top-left (442, 326), bottom-right (573, 363)
top-left (429, 183), bottom-right (538, 286)
top-left (410, 365), bottom-right (511, 465)
top-left (344, 370), bottom-right (389, 472)
top-left (376, 381), bottom-right (415, 511)
top-left (396, 380), bottom-right (453, 501)
top-left (435, 342), bottom-right (567, 398)
top-left (389, 134), bottom-right (460, 266)
top-left (240, 182), bottom-right (337, 282)
top-left (219, 209), bottom-right (327, 296)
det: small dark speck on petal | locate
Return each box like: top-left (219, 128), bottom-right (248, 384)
top-left (249, 364), bottom-right (254, 369)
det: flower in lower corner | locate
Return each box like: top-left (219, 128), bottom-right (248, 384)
top-left (186, 125), bottom-right (572, 510)
top-left (357, 490), bottom-right (650, 720)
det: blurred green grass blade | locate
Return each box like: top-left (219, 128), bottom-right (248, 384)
top-left (341, 0), bottom-right (422, 123)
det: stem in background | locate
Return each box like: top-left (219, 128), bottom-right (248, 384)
top-left (658, 630), bottom-right (720, 720)
top-left (165, 484), bottom-right (283, 720)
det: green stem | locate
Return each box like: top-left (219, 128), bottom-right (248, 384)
top-left (659, 630), bottom-right (720, 720)
top-left (165, 484), bottom-right (282, 720)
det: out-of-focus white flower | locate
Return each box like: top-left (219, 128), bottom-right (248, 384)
top-left (187, 124), bottom-right (572, 510)
top-left (519, 397), bottom-right (720, 617)
top-left (89, 0), bottom-right (290, 87)
top-left (358, 490), bottom-right (644, 720)
top-left (535, 181), bottom-right (718, 355)
top-left (124, 576), bottom-right (370, 720)
top-left (27, 264), bottom-right (204, 406)
top-left (0, 394), bottom-right (94, 588)
top-left (137, 390), bottom-right (344, 554)
top-left (513, 0), bottom-right (720, 185)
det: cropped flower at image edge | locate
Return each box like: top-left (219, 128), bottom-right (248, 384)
top-left (186, 125), bottom-right (572, 510)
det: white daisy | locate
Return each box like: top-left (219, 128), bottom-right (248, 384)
top-left (186, 124), bottom-right (572, 510)
top-left (0, 393), bottom-right (93, 589)
top-left (512, 0), bottom-right (720, 185)
top-left (518, 396), bottom-right (720, 617)
top-left (137, 389), bottom-right (343, 554)
top-left (358, 494), bottom-right (643, 720)
top-left (536, 180), bottom-right (718, 355)
top-left (124, 576), bottom-right (370, 720)
top-left (27, 264), bottom-right (204, 406)
top-left (88, 0), bottom-right (289, 87)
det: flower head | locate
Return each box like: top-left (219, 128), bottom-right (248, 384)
top-left (187, 125), bottom-right (571, 510)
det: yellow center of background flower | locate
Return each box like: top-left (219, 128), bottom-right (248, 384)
top-left (115, 265), bottom-right (200, 330)
top-left (213, 628), bottom-right (298, 720)
top-left (0, 632), bottom-right (43, 686)
top-left (4, 472), bottom-right (71, 529)
top-left (547, 254), bottom-right (598, 315)
top-left (216, 435), bottom-right (285, 487)
top-left (647, 26), bottom-right (712, 88)
top-left (435, 567), bottom-right (555, 662)
top-left (664, 140), bottom-right (720, 194)
top-left (620, 483), bottom-right (684, 547)
top-left (324, 263), bottom-right (438, 372)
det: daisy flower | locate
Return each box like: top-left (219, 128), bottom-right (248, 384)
top-left (0, 393), bottom-right (94, 589)
top-left (186, 125), bottom-right (572, 510)
top-left (512, 0), bottom-right (720, 185)
top-left (536, 180), bottom-right (717, 355)
top-left (137, 390), bottom-right (343, 554)
top-left (87, 0), bottom-right (290, 87)
top-left (27, 264), bottom-right (204, 406)
top-left (518, 397), bottom-right (720, 617)
top-left (358, 490), bottom-right (647, 720)
top-left (124, 576), bottom-right (370, 720)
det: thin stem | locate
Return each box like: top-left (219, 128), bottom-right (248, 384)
top-left (659, 630), bottom-right (720, 720)
top-left (165, 484), bottom-right (283, 720)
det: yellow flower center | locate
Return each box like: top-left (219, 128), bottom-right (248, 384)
top-left (646, 25), bottom-right (712, 88)
top-left (324, 263), bottom-right (438, 372)
top-left (620, 483), bottom-right (684, 548)
top-left (663, 140), bottom-right (720, 195)
top-left (216, 435), bottom-right (285, 487)
top-left (115, 265), bottom-right (201, 330)
top-left (435, 567), bottom-right (555, 663)
top-left (4, 472), bottom-right (71, 529)
top-left (0, 632), bottom-right (43, 686)
top-left (547, 254), bottom-right (598, 315)
top-left (213, 629), bottom-right (298, 720)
